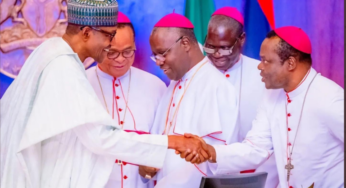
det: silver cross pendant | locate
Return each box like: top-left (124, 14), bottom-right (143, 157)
top-left (285, 159), bottom-right (294, 181)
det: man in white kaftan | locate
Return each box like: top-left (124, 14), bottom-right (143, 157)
top-left (0, 2), bottom-right (210, 188)
top-left (204, 7), bottom-right (278, 187)
top-left (86, 11), bottom-right (166, 188)
top-left (1, 37), bottom-right (167, 188)
top-left (199, 26), bottom-right (344, 188)
top-left (143, 13), bottom-right (239, 188)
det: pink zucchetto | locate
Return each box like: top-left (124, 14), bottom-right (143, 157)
top-left (154, 11), bottom-right (194, 29)
top-left (118, 11), bottom-right (131, 23)
top-left (212, 7), bottom-right (244, 26)
top-left (274, 26), bottom-right (312, 54)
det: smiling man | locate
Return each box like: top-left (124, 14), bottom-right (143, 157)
top-left (138, 12), bottom-right (240, 188)
top-left (86, 12), bottom-right (167, 188)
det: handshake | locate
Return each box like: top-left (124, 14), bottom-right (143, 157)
top-left (169, 133), bottom-right (216, 164)
top-left (139, 133), bottom-right (216, 179)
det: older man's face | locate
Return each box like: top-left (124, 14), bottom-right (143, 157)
top-left (99, 25), bottom-right (136, 78)
top-left (205, 24), bottom-right (243, 71)
top-left (258, 37), bottom-right (289, 89)
top-left (86, 26), bottom-right (117, 63)
top-left (149, 28), bottom-right (189, 81)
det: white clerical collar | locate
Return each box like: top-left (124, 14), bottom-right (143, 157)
top-left (180, 56), bottom-right (209, 82)
top-left (96, 65), bottom-right (131, 80)
top-left (286, 67), bottom-right (317, 98)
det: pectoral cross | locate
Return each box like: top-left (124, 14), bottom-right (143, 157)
top-left (285, 158), bottom-right (294, 181)
top-left (117, 160), bottom-right (122, 165)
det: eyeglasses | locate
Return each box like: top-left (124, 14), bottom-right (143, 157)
top-left (203, 32), bottom-right (244, 56)
top-left (150, 36), bottom-right (183, 62)
top-left (80, 26), bottom-right (116, 42)
top-left (203, 39), bottom-right (238, 56)
top-left (104, 49), bottom-right (136, 59)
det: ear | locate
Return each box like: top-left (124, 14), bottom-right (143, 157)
top-left (180, 36), bottom-right (191, 52)
top-left (286, 56), bottom-right (297, 71)
top-left (239, 32), bottom-right (246, 47)
top-left (81, 26), bottom-right (92, 41)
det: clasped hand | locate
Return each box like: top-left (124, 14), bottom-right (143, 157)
top-left (170, 133), bottom-right (211, 164)
top-left (139, 133), bottom-right (214, 179)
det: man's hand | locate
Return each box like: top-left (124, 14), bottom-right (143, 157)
top-left (175, 133), bottom-right (217, 164)
top-left (181, 144), bottom-right (217, 163)
top-left (168, 134), bottom-right (210, 164)
top-left (138, 165), bottom-right (159, 179)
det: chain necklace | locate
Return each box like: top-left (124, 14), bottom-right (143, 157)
top-left (285, 71), bottom-right (318, 182)
top-left (163, 60), bottom-right (208, 135)
top-left (95, 67), bottom-right (132, 128)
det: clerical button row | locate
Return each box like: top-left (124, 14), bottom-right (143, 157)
top-left (287, 112), bottom-right (292, 131)
top-left (115, 159), bottom-right (129, 180)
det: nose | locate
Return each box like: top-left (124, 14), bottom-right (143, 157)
top-left (156, 59), bottom-right (164, 66)
top-left (114, 53), bottom-right (126, 63)
top-left (258, 61), bottom-right (264, 70)
top-left (212, 50), bottom-right (222, 58)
